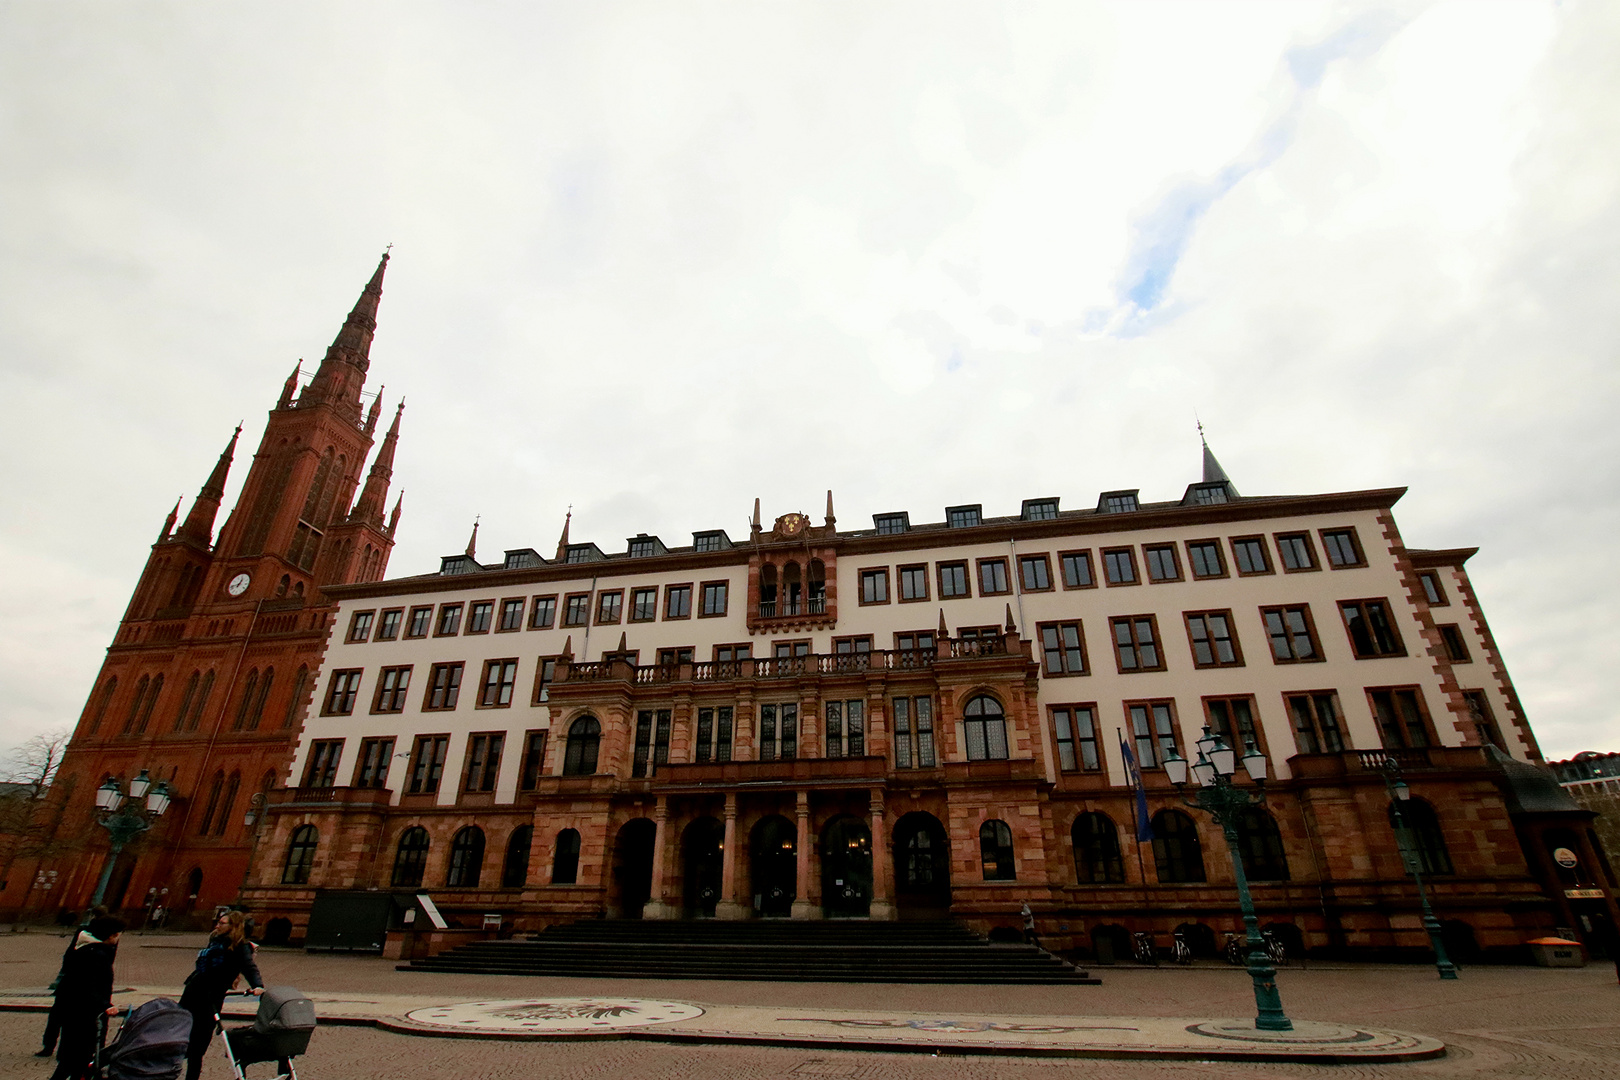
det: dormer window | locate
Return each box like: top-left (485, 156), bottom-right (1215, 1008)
top-left (1022, 498), bottom-right (1059, 521)
top-left (1100, 491), bottom-right (1139, 514)
top-left (502, 549), bottom-right (543, 570)
top-left (947, 505), bottom-right (982, 528)
top-left (627, 535), bottom-right (665, 558)
top-left (1190, 483), bottom-right (1229, 506)
top-left (439, 555), bottom-right (476, 575)
top-left (564, 543), bottom-right (604, 564)
top-left (874, 513), bottom-right (910, 535)
top-left (693, 531), bottom-right (731, 552)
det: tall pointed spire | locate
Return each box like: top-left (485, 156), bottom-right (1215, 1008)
top-left (301, 251), bottom-right (389, 416)
top-left (178, 426), bottom-right (242, 545)
top-left (1199, 422), bottom-right (1238, 494)
top-left (555, 508), bottom-right (572, 560)
top-left (751, 497), bottom-right (762, 538)
top-left (158, 496), bottom-right (182, 542)
top-left (465, 517), bottom-right (480, 560)
top-left (938, 608), bottom-right (949, 639)
top-left (387, 491), bottom-right (403, 537)
top-left (278, 361), bottom-right (301, 408)
top-left (350, 400), bottom-right (402, 527)
top-left (825, 489), bottom-right (836, 529)
top-left (364, 386), bottom-right (384, 435)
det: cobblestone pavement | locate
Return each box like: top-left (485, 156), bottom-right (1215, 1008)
top-left (1, 930), bottom-right (1616, 1079)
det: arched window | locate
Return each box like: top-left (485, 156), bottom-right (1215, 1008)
top-left (1390, 798), bottom-right (1453, 876)
top-left (282, 825), bottom-right (318, 884)
top-left (89, 677), bottom-right (117, 733)
top-left (246, 668), bottom-right (274, 730)
top-left (198, 770), bottom-right (225, 835)
top-left (173, 672), bottom-right (200, 732)
top-left (190, 670), bottom-right (215, 731)
top-left (963, 695), bottom-right (1009, 760)
top-left (123, 675), bottom-right (150, 735)
top-left (979, 819), bottom-right (1015, 881)
top-left (447, 826), bottom-right (485, 887)
top-left (233, 670), bottom-right (259, 731)
top-left (215, 772), bottom-right (241, 837)
top-left (1072, 812), bottom-right (1125, 884)
top-left (1235, 808), bottom-right (1290, 881)
top-left (552, 828), bottom-right (581, 884)
top-left (563, 717), bottom-right (601, 776)
top-left (283, 665), bottom-right (309, 729)
top-left (759, 564), bottom-right (778, 616)
top-left (392, 826), bottom-right (430, 887)
top-left (135, 673), bottom-right (163, 734)
top-left (502, 825), bottom-right (533, 889)
top-left (1152, 809), bottom-right (1206, 883)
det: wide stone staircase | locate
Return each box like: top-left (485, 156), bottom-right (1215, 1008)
top-left (399, 919), bottom-right (1098, 984)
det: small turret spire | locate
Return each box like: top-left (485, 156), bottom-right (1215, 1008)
top-left (278, 361), bottom-right (302, 408)
top-left (466, 516), bottom-right (480, 560)
top-left (751, 497), bottom-right (762, 537)
top-left (555, 507), bottom-right (572, 560)
top-left (364, 386), bottom-right (384, 435)
top-left (1004, 602), bottom-right (1018, 633)
top-left (178, 425), bottom-right (242, 545)
top-left (938, 608), bottom-right (949, 639)
top-left (1198, 421), bottom-right (1237, 493)
top-left (387, 491), bottom-right (403, 536)
top-left (159, 496), bottom-right (182, 541)
top-left (350, 399), bottom-right (403, 527)
top-left (825, 489), bottom-right (836, 529)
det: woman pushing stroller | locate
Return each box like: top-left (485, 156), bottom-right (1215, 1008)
top-left (180, 911), bottom-right (263, 1080)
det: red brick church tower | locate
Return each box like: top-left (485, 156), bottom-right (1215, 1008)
top-left (0, 254), bottom-right (405, 924)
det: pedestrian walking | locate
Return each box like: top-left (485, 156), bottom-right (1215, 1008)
top-left (179, 910), bottom-right (263, 1080)
top-left (47, 915), bottom-right (124, 1080)
top-left (1020, 901), bottom-right (1040, 948)
top-left (37, 906), bottom-right (110, 1059)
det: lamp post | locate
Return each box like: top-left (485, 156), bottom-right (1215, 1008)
top-left (1379, 760), bottom-right (1459, 980)
top-left (88, 770), bottom-right (173, 910)
top-left (1164, 728), bottom-right (1293, 1032)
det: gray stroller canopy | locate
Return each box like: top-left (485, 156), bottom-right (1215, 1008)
top-left (105, 997), bottom-right (193, 1080)
top-left (254, 987), bottom-right (316, 1033)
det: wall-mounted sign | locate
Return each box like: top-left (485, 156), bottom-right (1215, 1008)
top-left (1554, 847), bottom-right (1579, 869)
top-left (1565, 888), bottom-right (1604, 899)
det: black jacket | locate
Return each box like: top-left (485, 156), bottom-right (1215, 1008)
top-left (54, 935), bottom-right (116, 1018)
top-left (180, 936), bottom-right (262, 1009)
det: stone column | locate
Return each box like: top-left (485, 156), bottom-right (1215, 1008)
top-left (716, 793), bottom-right (746, 920)
top-left (643, 796), bottom-right (677, 920)
top-left (791, 790), bottom-right (820, 919)
top-left (868, 787), bottom-right (895, 920)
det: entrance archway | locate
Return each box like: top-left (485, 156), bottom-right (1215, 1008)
top-left (610, 819), bottom-right (656, 919)
top-left (749, 814), bottom-right (797, 917)
top-left (820, 816), bottom-right (872, 918)
top-left (892, 811), bottom-right (951, 919)
top-left (682, 816), bottom-right (724, 918)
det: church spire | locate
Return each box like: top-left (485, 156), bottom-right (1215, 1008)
top-left (301, 251), bottom-right (389, 416)
top-left (178, 425), bottom-right (242, 545)
top-left (350, 400), bottom-right (403, 527)
top-left (466, 517), bottom-right (480, 560)
top-left (278, 361), bottom-right (301, 408)
top-left (555, 508), bottom-right (572, 560)
top-left (387, 491), bottom-right (403, 537)
top-left (364, 386), bottom-right (384, 435)
top-left (158, 496), bottom-right (181, 541)
top-left (1199, 422), bottom-right (1238, 494)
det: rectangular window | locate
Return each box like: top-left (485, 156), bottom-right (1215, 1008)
top-left (891, 696), bottom-right (936, 769)
top-left (978, 558), bottom-right (1010, 595)
top-left (499, 598), bottom-right (525, 631)
top-left (894, 631), bottom-right (935, 656)
top-left (563, 593), bottom-right (590, 626)
top-left (1287, 692), bottom-right (1345, 754)
top-left (596, 590), bottom-right (623, 625)
top-left (531, 656), bottom-right (558, 704)
top-left (302, 740), bottom-right (343, 787)
top-left (324, 670), bottom-right (362, 715)
top-left (695, 705), bottom-right (735, 762)
top-left (938, 561), bottom-right (970, 598)
top-left (479, 659), bottom-right (518, 707)
top-left (630, 588), bottom-right (658, 622)
top-left (823, 699), bottom-right (865, 758)
top-left (1262, 605), bottom-right (1321, 663)
top-left (435, 603), bottom-right (463, 636)
top-left (834, 636), bottom-right (873, 655)
top-left (757, 703), bottom-right (798, 761)
top-left (529, 595), bottom-right (557, 629)
top-left (860, 568), bottom-right (890, 604)
top-left (1128, 701), bottom-right (1178, 767)
top-left (365, 611), bottom-right (400, 645)
top-left (1103, 547), bottom-right (1138, 585)
top-left (700, 581), bottom-right (728, 616)
top-left (628, 538), bottom-right (657, 558)
top-left (631, 709), bottom-right (673, 777)
top-left (1051, 705), bottom-right (1100, 772)
top-left (1186, 540), bottom-right (1226, 579)
top-left (353, 737), bottom-right (394, 788)
top-left (1341, 599), bottom-right (1404, 658)
top-left (463, 732), bottom-right (505, 792)
top-left (467, 601), bottom-right (494, 633)
top-left (1276, 533), bottom-right (1318, 572)
top-left (424, 663), bottom-right (464, 710)
top-left (518, 730), bottom-right (548, 789)
top-left (1105, 493), bottom-right (1138, 513)
top-left (898, 564), bottom-right (929, 601)
top-left (948, 506), bottom-right (981, 528)
top-left (1060, 550), bottom-right (1095, 589)
top-left (1231, 537), bottom-right (1272, 575)
top-left (372, 666), bottom-right (412, 712)
top-left (665, 584), bottom-right (693, 619)
top-left (1023, 499), bottom-right (1058, 521)
top-left (407, 735), bottom-right (449, 794)
top-left (1419, 571), bottom-right (1447, 605)
top-left (1369, 687), bottom-right (1432, 749)
top-left (1205, 696), bottom-right (1263, 756)
top-left (874, 513), bottom-right (909, 535)
top-left (1321, 528), bottom-right (1365, 568)
top-left (1138, 545), bottom-right (1177, 582)
top-left (655, 647), bottom-right (693, 667)
top-left (713, 642), bottom-right (752, 667)
top-left (406, 606), bottom-right (433, 638)
top-left (1439, 624), bottom-right (1471, 663)
top-left (1020, 555), bottom-right (1053, 591)
top-left (1462, 690), bottom-right (1503, 747)
top-left (1039, 621), bottom-right (1087, 676)
top-left (1111, 616), bottom-right (1164, 672)
top-left (347, 611), bottom-right (374, 643)
top-left (1185, 611), bottom-right (1242, 668)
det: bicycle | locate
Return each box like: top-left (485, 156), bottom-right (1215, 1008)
top-left (1170, 930), bottom-right (1193, 965)
top-left (1131, 930), bottom-right (1159, 966)
top-left (1224, 930), bottom-right (1285, 965)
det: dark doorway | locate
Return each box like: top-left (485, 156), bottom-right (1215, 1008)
top-left (892, 811), bottom-right (951, 919)
top-left (611, 819), bottom-right (656, 919)
top-left (820, 816), bottom-right (872, 918)
top-left (682, 817), bottom-right (724, 918)
top-left (1175, 921), bottom-right (1218, 958)
top-left (749, 814), bottom-right (797, 917)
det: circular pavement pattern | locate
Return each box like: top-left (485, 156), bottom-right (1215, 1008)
top-left (404, 998), bottom-right (703, 1034)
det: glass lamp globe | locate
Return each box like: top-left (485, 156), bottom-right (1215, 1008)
top-left (147, 781), bottom-right (171, 816)
top-left (96, 778), bottom-right (121, 811)
top-left (128, 769), bottom-right (152, 800)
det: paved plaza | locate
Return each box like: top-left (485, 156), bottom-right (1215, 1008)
top-left (0, 930), bottom-right (1615, 1079)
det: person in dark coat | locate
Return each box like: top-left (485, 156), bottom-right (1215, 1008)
top-left (48, 915), bottom-right (124, 1080)
top-left (37, 906), bottom-right (110, 1058)
top-left (180, 910), bottom-right (263, 1080)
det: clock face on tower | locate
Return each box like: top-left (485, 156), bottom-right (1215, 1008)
top-left (227, 572), bottom-right (252, 597)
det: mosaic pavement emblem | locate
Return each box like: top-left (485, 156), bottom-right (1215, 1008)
top-left (405, 998), bottom-right (703, 1034)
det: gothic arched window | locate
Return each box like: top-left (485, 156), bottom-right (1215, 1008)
top-left (1152, 809), bottom-right (1206, 883)
top-left (283, 666), bottom-right (309, 729)
top-left (563, 717), bottom-right (600, 776)
top-left (173, 672), bottom-right (200, 732)
top-left (233, 669), bottom-right (259, 731)
top-left (282, 825), bottom-right (318, 885)
top-left (963, 695), bottom-right (1009, 760)
top-left (198, 770), bottom-right (225, 836)
top-left (979, 819), bottom-right (1016, 881)
top-left (392, 826), bottom-right (430, 887)
top-left (447, 826), bottom-right (485, 887)
top-left (552, 828), bottom-right (581, 884)
top-left (89, 677), bottom-right (117, 733)
top-left (189, 670), bottom-right (215, 731)
top-left (246, 667), bottom-right (274, 730)
top-left (215, 772), bottom-right (241, 837)
top-left (135, 673), bottom-right (163, 734)
top-left (123, 675), bottom-right (150, 735)
top-left (1072, 811), bottom-right (1124, 884)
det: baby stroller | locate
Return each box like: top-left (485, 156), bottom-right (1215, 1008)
top-left (97, 997), bottom-right (194, 1080)
top-left (219, 987), bottom-right (316, 1080)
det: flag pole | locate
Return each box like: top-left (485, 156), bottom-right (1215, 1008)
top-left (1119, 727), bottom-right (1152, 888)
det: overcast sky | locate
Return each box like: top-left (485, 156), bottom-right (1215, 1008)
top-left (2, 1), bottom-right (1616, 762)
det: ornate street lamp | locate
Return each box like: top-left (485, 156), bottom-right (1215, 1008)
top-left (1380, 760), bottom-right (1459, 979)
top-left (89, 771), bottom-right (174, 909)
top-left (1165, 728), bottom-right (1293, 1032)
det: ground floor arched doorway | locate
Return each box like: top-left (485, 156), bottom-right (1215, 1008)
top-left (610, 819), bottom-right (656, 919)
top-left (892, 811), bottom-right (950, 919)
top-left (682, 816), bottom-right (724, 918)
top-left (750, 814), bottom-right (797, 917)
top-left (820, 816), bottom-right (872, 918)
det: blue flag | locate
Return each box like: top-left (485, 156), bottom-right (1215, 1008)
top-left (1119, 732), bottom-right (1154, 842)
